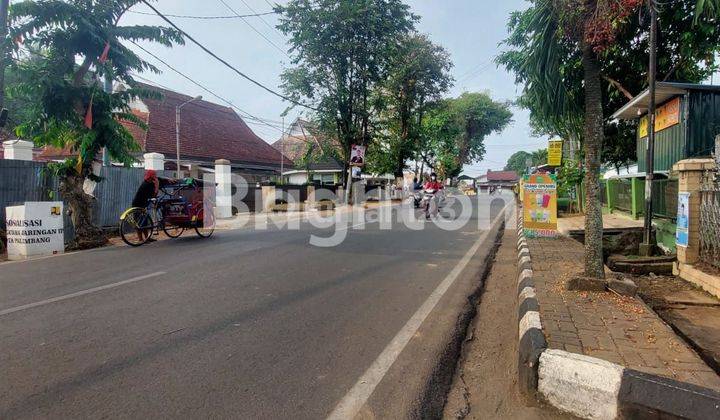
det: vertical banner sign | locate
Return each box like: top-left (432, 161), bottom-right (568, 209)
top-left (523, 173), bottom-right (558, 238)
top-left (676, 192), bottom-right (690, 247)
top-left (547, 139), bottom-right (563, 166)
top-left (349, 144), bottom-right (366, 166)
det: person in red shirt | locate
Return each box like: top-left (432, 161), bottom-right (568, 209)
top-left (423, 172), bottom-right (444, 191)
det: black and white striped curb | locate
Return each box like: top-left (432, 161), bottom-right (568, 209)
top-left (516, 218), bottom-right (546, 402)
top-left (515, 216), bottom-right (720, 419)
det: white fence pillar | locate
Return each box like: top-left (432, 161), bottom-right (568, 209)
top-left (143, 152), bottom-right (165, 171)
top-left (3, 140), bottom-right (34, 161)
top-left (215, 159), bottom-right (233, 219)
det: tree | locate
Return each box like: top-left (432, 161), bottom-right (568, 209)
top-left (379, 33), bottom-right (452, 177)
top-left (505, 151), bottom-right (533, 175)
top-left (419, 93), bottom-right (513, 178)
top-left (504, 149), bottom-right (548, 175)
top-left (498, 0), bottom-right (719, 278)
top-left (9, 0), bottom-right (184, 249)
top-left (276, 0), bottom-right (416, 191)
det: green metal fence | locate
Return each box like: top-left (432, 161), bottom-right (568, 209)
top-left (651, 179), bottom-right (678, 220)
top-left (611, 179), bottom-right (633, 212)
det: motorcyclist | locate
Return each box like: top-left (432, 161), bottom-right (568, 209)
top-left (423, 173), bottom-right (443, 191)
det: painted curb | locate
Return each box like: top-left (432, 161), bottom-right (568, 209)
top-left (515, 209), bottom-right (720, 419)
top-left (515, 213), bottom-right (546, 402)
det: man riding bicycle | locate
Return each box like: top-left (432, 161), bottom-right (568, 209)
top-left (131, 170), bottom-right (160, 242)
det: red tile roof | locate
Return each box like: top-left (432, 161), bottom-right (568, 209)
top-left (133, 83), bottom-right (284, 166)
top-left (37, 83), bottom-right (285, 167)
top-left (486, 170), bottom-right (520, 182)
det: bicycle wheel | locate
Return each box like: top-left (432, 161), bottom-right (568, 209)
top-left (120, 208), bottom-right (153, 247)
top-left (195, 207), bottom-right (216, 238)
top-left (163, 223), bottom-right (185, 238)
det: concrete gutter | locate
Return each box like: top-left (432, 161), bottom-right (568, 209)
top-left (515, 214), bottom-right (720, 420)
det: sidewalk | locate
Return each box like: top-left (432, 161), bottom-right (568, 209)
top-left (528, 235), bottom-right (720, 389)
top-left (557, 212), bottom-right (643, 235)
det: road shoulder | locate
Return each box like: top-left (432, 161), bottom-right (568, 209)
top-left (442, 229), bottom-right (571, 419)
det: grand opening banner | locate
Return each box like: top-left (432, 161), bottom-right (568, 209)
top-left (523, 173), bottom-right (558, 238)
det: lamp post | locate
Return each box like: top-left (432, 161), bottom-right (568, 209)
top-left (175, 95), bottom-right (202, 179)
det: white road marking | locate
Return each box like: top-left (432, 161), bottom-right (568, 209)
top-left (327, 205), bottom-right (508, 420)
top-left (0, 271), bottom-right (166, 317)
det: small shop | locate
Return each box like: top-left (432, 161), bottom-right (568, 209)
top-left (610, 82), bottom-right (720, 252)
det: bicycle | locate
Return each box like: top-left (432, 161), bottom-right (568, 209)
top-left (119, 184), bottom-right (216, 247)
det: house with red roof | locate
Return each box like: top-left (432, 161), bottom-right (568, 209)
top-left (39, 83), bottom-right (287, 182)
top-left (476, 169), bottom-right (520, 192)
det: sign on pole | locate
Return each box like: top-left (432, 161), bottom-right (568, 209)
top-left (349, 144), bottom-right (366, 166)
top-left (548, 139), bottom-right (563, 166)
top-left (676, 192), bottom-right (690, 247)
top-left (523, 173), bottom-right (558, 238)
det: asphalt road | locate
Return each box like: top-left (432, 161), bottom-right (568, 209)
top-left (0, 194), bottom-right (508, 419)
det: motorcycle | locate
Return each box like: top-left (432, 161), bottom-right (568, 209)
top-left (420, 189), bottom-right (440, 219)
top-left (412, 190), bottom-right (423, 208)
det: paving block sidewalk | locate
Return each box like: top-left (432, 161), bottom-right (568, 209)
top-left (528, 236), bottom-right (720, 390)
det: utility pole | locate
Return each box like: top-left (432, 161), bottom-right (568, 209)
top-left (640, 0), bottom-right (658, 256)
top-left (280, 116), bottom-right (284, 183)
top-left (0, 0), bottom-right (10, 114)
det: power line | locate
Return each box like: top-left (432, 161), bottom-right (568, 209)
top-left (128, 40), bottom-right (287, 135)
top-left (236, 0), bottom-right (286, 40)
top-left (217, 0), bottom-right (289, 58)
top-left (139, 0), bottom-right (317, 112)
top-left (128, 10), bottom-right (276, 19)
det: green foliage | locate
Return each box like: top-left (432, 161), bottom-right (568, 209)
top-left (420, 92), bottom-right (513, 178)
top-left (376, 33), bottom-right (453, 176)
top-left (504, 148), bottom-right (548, 175)
top-left (504, 151), bottom-right (532, 175)
top-left (498, 0), bottom-right (719, 166)
top-left (277, 0), bottom-right (416, 164)
top-left (556, 158), bottom-right (585, 197)
top-left (7, 0), bottom-right (184, 176)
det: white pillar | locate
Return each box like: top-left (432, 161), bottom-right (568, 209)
top-left (215, 159), bottom-right (233, 219)
top-left (3, 140), bottom-right (34, 161)
top-left (143, 152), bottom-right (165, 171)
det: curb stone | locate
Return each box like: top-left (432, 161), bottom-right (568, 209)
top-left (514, 211), bottom-right (720, 419)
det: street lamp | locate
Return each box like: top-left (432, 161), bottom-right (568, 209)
top-left (175, 95), bottom-right (202, 179)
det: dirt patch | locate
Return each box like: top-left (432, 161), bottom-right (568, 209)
top-left (442, 231), bottom-right (574, 420)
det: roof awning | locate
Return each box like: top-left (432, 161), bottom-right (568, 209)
top-left (611, 83), bottom-right (687, 120)
top-left (612, 82), bottom-right (720, 120)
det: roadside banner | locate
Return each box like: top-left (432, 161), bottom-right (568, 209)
top-left (676, 192), bottom-right (690, 247)
top-left (350, 144), bottom-right (366, 166)
top-left (548, 139), bottom-right (563, 166)
top-left (523, 173), bottom-right (557, 238)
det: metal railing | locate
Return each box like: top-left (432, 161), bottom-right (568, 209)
top-left (700, 170), bottom-right (720, 269)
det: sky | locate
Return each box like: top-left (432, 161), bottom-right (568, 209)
top-left (119, 0), bottom-right (551, 177)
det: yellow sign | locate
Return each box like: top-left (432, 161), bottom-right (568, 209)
top-left (523, 173), bottom-right (557, 238)
top-left (548, 139), bottom-right (563, 166)
top-left (639, 97), bottom-right (680, 138)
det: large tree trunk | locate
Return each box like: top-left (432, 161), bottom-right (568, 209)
top-left (581, 46), bottom-right (605, 279)
top-left (59, 174), bottom-right (107, 250)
